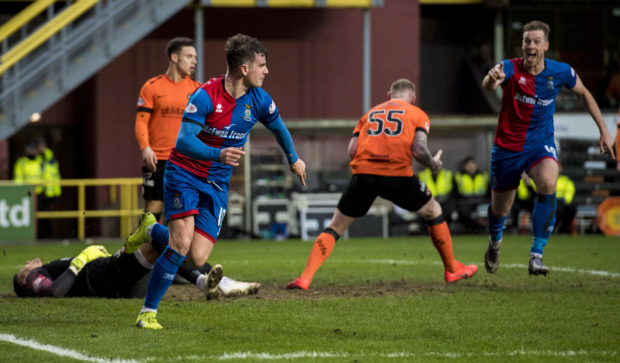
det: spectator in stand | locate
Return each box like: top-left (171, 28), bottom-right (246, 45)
top-left (517, 170), bottom-right (575, 234)
top-left (13, 142), bottom-right (48, 238)
top-left (417, 165), bottom-right (455, 224)
top-left (454, 156), bottom-right (489, 233)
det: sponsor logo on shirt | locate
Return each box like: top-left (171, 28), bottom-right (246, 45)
top-left (514, 92), bottom-right (553, 107)
top-left (137, 97), bottom-right (145, 106)
top-left (202, 125), bottom-right (248, 140)
top-left (185, 103), bottom-right (198, 113)
top-left (161, 107), bottom-right (185, 117)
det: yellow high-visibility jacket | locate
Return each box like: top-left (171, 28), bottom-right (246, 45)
top-left (39, 148), bottom-right (61, 198)
top-left (418, 168), bottom-right (453, 197)
top-left (454, 172), bottom-right (488, 197)
top-left (13, 156), bottom-right (44, 194)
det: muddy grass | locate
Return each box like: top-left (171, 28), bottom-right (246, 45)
top-left (165, 278), bottom-right (470, 302)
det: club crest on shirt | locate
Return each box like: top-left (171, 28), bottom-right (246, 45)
top-left (185, 103), bottom-right (198, 113)
top-left (215, 104), bottom-right (223, 113)
top-left (547, 77), bottom-right (554, 90)
top-left (518, 76), bottom-right (526, 85)
top-left (243, 104), bottom-right (253, 122)
top-left (173, 194), bottom-right (182, 209)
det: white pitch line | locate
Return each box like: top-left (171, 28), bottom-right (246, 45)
top-left (0, 333), bottom-right (137, 363)
top-left (356, 259), bottom-right (620, 278)
top-left (165, 349), bottom-right (617, 361)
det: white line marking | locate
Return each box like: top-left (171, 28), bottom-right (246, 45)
top-left (0, 333), bottom-right (137, 363)
top-left (356, 259), bottom-right (620, 278)
top-left (165, 349), bottom-right (617, 361)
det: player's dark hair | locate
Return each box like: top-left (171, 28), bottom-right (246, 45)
top-left (523, 20), bottom-right (550, 40)
top-left (166, 37), bottom-right (195, 60)
top-left (225, 33), bottom-right (268, 71)
top-left (390, 78), bottom-right (416, 94)
top-left (13, 274), bottom-right (34, 297)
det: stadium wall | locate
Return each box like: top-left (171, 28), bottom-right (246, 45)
top-left (45, 1), bottom-right (421, 181)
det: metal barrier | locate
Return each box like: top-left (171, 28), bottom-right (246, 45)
top-left (0, 0), bottom-right (100, 75)
top-left (0, 178), bottom-right (143, 240)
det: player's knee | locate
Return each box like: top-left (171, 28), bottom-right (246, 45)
top-left (168, 238), bottom-right (192, 255)
top-left (187, 253), bottom-right (208, 268)
top-left (536, 180), bottom-right (556, 194)
top-left (491, 204), bottom-right (510, 217)
top-left (416, 198), bottom-right (442, 220)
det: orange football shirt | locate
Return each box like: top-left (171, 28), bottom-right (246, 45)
top-left (134, 74), bottom-right (200, 160)
top-left (350, 99), bottom-right (430, 177)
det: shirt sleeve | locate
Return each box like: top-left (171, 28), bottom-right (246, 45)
top-left (257, 90), bottom-right (280, 125)
top-left (565, 64), bottom-right (578, 89)
top-left (353, 113), bottom-right (367, 136)
top-left (263, 115), bottom-right (299, 164)
top-left (181, 88), bottom-right (213, 126)
top-left (176, 88), bottom-right (220, 161)
top-left (135, 81), bottom-right (155, 150)
top-left (415, 109), bottom-right (431, 134)
top-left (501, 59), bottom-right (514, 85)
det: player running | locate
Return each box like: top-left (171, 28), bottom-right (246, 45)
top-left (287, 78), bottom-right (478, 291)
top-left (135, 34), bottom-right (306, 329)
top-left (481, 20), bottom-right (615, 275)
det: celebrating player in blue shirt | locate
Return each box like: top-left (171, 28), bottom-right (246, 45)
top-left (136, 34), bottom-right (307, 329)
top-left (481, 20), bottom-right (615, 276)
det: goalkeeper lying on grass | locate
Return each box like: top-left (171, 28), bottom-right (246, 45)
top-left (13, 213), bottom-right (259, 299)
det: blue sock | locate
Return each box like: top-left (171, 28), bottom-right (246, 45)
top-left (488, 204), bottom-right (506, 243)
top-left (150, 224), bottom-right (170, 250)
top-left (143, 246), bottom-right (185, 310)
top-left (530, 193), bottom-right (556, 255)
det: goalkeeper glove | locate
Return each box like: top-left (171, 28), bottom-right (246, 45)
top-left (69, 245), bottom-right (111, 275)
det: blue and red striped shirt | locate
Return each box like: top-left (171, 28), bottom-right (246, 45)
top-left (495, 58), bottom-right (577, 151)
top-left (169, 76), bottom-right (280, 185)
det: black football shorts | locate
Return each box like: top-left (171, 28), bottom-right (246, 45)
top-left (142, 160), bottom-right (167, 201)
top-left (337, 174), bottom-right (432, 218)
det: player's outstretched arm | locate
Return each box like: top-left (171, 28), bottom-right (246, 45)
top-left (482, 62), bottom-right (505, 91)
top-left (412, 130), bottom-right (443, 172)
top-left (263, 116), bottom-right (300, 164)
top-left (290, 159), bottom-right (307, 187)
top-left (263, 116), bottom-right (305, 185)
top-left (572, 76), bottom-right (616, 160)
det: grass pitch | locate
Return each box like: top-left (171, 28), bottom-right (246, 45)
top-left (0, 234), bottom-right (619, 362)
